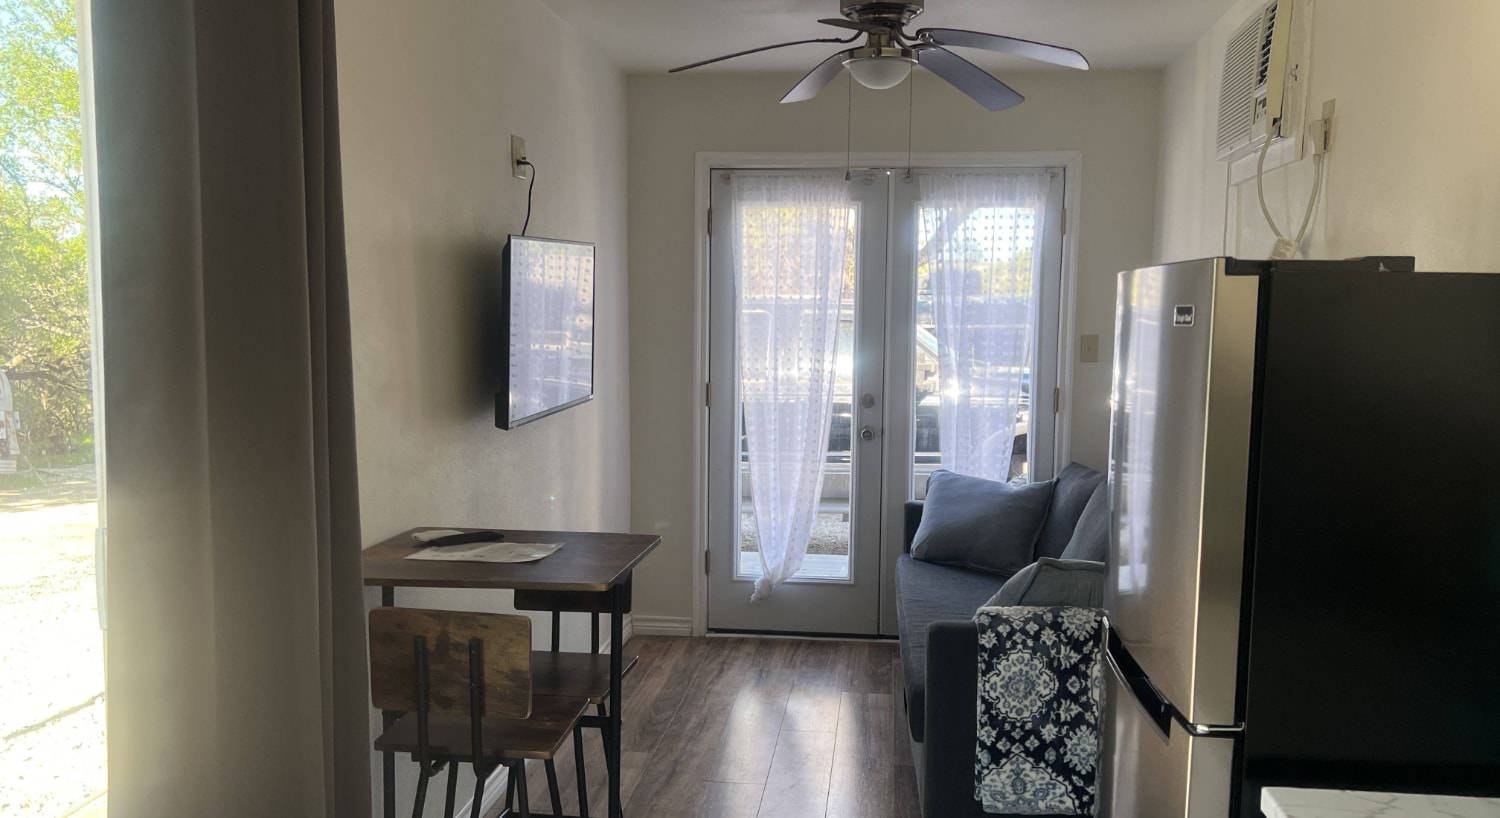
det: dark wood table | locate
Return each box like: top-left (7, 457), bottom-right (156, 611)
top-left (364, 527), bottom-right (660, 818)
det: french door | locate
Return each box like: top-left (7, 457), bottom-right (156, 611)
top-left (706, 165), bottom-right (1067, 635)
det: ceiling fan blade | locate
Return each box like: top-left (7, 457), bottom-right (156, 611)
top-left (818, 17), bottom-right (888, 33)
top-left (916, 46), bottom-right (1024, 111)
top-left (916, 27), bottom-right (1090, 70)
top-left (780, 49), bottom-right (854, 104)
top-left (669, 36), bottom-right (857, 73)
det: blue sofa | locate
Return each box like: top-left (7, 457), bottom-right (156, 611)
top-left (896, 463), bottom-right (1107, 817)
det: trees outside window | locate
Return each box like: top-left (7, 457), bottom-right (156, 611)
top-left (2, 0), bottom-right (91, 461)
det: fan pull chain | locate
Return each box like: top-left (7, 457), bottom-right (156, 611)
top-left (844, 72), bottom-right (853, 182)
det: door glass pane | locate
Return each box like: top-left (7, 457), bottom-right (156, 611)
top-left (736, 199), bottom-right (858, 582)
top-left (911, 174), bottom-right (1047, 497)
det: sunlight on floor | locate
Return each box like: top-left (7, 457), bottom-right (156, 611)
top-left (0, 468), bottom-right (107, 816)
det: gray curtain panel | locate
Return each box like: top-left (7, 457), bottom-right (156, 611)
top-left (92, 1), bottom-right (369, 815)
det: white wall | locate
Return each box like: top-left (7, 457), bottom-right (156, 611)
top-left (626, 70), bottom-right (1163, 628)
top-left (336, 0), bottom-right (628, 811)
top-left (1156, 0), bottom-right (1500, 268)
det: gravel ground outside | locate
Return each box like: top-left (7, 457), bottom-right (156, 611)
top-left (738, 510), bottom-right (852, 555)
top-left (0, 466), bottom-right (107, 817)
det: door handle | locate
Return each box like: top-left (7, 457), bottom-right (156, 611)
top-left (1102, 616), bottom-right (1243, 740)
top-left (859, 425), bottom-right (878, 442)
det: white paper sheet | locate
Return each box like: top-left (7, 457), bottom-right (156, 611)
top-left (404, 541), bottom-right (562, 563)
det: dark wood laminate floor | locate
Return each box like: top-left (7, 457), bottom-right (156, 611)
top-left (496, 636), bottom-right (921, 818)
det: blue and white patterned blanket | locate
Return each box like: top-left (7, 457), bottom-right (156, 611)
top-left (973, 606), bottom-right (1106, 815)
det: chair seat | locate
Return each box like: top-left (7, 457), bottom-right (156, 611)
top-left (530, 651), bottom-right (638, 704)
top-left (374, 695), bottom-right (589, 761)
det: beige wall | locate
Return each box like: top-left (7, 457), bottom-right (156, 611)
top-left (1156, 0), bottom-right (1500, 268)
top-left (627, 70), bottom-right (1163, 627)
top-left (336, 0), bottom-right (628, 811)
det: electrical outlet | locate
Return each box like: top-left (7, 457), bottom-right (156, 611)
top-left (511, 135), bottom-right (528, 179)
top-left (1310, 98), bottom-right (1335, 155)
top-left (1079, 334), bottom-right (1100, 363)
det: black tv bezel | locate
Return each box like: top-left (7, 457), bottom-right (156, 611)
top-left (495, 234), bottom-right (597, 430)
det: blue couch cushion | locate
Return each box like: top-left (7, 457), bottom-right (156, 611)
top-left (1034, 463), bottom-right (1104, 559)
top-left (1060, 481), bottom-right (1109, 563)
top-left (895, 554), bottom-right (1008, 741)
top-left (910, 470), bottom-right (1055, 578)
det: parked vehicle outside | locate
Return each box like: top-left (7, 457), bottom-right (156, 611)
top-left (1, 370), bottom-right (19, 474)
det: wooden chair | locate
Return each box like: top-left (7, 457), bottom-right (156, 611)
top-left (513, 580), bottom-right (637, 818)
top-left (369, 607), bottom-right (590, 818)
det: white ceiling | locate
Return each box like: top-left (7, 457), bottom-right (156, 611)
top-left (540, 0), bottom-right (1238, 74)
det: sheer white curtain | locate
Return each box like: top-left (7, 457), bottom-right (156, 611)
top-left (733, 173), bottom-right (852, 600)
top-left (919, 171), bottom-right (1049, 482)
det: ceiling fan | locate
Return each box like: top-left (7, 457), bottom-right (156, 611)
top-left (668, 0), bottom-right (1089, 111)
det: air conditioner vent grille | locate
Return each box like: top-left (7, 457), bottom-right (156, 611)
top-left (1258, 1), bottom-right (1278, 85)
top-left (1217, 0), bottom-right (1306, 162)
top-left (1216, 11), bottom-right (1264, 156)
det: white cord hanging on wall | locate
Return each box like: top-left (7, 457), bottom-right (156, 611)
top-left (1255, 133), bottom-right (1326, 259)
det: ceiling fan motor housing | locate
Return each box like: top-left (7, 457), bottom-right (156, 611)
top-left (670, 0), bottom-right (1086, 111)
top-left (840, 0), bottom-right (924, 26)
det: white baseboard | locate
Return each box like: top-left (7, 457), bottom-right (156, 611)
top-left (630, 614), bottom-right (694, 636)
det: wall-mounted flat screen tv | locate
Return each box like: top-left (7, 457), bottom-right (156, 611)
top-left (496, 235), bottom-right (595, 429)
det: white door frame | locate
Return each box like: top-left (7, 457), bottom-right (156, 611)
top-left (689, 150), bottom-right (1084, 637)
top-left (706, 169), bottom-right (889, 634)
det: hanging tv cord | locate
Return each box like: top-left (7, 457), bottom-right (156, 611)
top-left (517, 157), bottom-right (537, 236)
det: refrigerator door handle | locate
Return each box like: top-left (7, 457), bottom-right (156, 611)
top-left (1103, 616), bottom-right (1244, 740)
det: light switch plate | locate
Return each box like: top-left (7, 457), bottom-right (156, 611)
top-left (1080, 334), bottom-right (1100, 363)
top-left (511, 135), bottom-right (527, 179)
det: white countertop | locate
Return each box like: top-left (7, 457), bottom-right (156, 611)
top-left (1263, 787), bottom-right (1500, 818)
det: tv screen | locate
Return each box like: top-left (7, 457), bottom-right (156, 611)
top-left (497, 235), bottom-right (595, 429)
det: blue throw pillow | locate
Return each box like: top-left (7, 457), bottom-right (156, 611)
top-left (911, 470), bottom-right (1056, 578)
top-left (1060, 481), bottom-right (1109, 563)
top-left (1034, 463), bottom-right (1104, 558)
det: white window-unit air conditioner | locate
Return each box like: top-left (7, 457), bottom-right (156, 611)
top-left (1216, 0), bottom-right (1312, 161)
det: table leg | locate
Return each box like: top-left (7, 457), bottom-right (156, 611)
top-left (382, 585), bottom-right (397, 818)
top-left (608, 581), bottom-right (624, 818)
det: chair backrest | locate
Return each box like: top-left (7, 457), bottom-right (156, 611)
top-left (368, 607), bottom-right (533, 719)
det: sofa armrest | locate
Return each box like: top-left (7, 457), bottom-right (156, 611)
top-left (922, 619), bottom-right (989, 817)
top-left (903, 501), bottom-right (924, 554)
top-left (989, 558), bottom-right (1106, 608)
top-left (924, 609), bottom-right (1102, 817)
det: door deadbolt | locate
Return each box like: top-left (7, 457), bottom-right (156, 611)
top-left (860, 425), bottom-right (877, 442)
top-left (860, 393), bottom-right (876, 409)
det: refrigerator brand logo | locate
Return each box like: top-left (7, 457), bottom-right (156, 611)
top-left (1173, 305), bottom-right (1196, 327)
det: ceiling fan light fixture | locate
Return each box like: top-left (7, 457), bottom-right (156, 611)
top-left (669, 0), bottom-right (1088, 111)
top-left (843, 47), bottom-right (916, 90)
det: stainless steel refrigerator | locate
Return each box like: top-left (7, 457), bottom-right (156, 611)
top-left (1100, 257), bottom-right (1500, 817)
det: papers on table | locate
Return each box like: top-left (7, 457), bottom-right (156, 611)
top-left (405, 530), bottom-right (562, 563)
